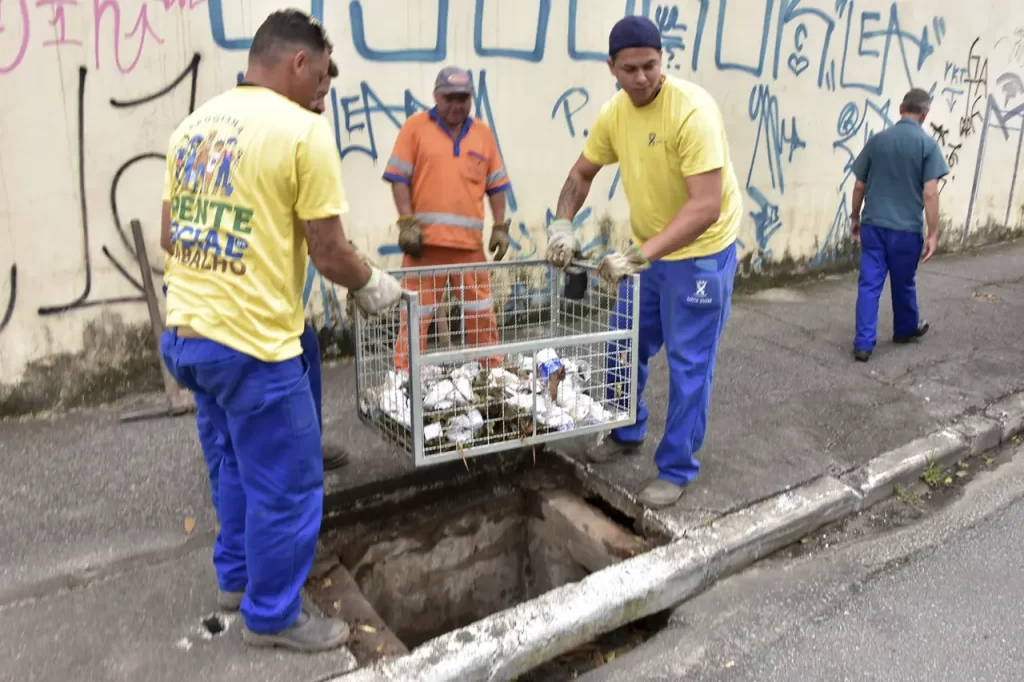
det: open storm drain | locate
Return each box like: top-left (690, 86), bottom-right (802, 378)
top-left (201, 614), bottom-right (227, 637)
top-left (310, 454), bottom-right (672, 675)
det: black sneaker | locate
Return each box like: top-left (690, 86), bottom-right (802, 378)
top-left (893, 320), bottom-right (930, 344)
top-left (853, 349), bottom-right (872, 362)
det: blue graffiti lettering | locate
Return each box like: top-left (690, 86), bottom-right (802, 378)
top-left (474, 0), bottom-right (550, 62)
top-left (964, 96), bottom-right (1024, 239)
top-left (208, 0), bottom-right (323, 50)
top-left (747, 186), bottom-right (781, 270)
top-left (746, 84), bottom-right (806, 194)
top-left (508, 222), bottom-right (539, 260)
top-left (653, 4), bottom-right (688, 69)
top-left (349, 0), bottom-right (449, 62)
top-left (772, 0), bottom-right (836, 88)
top-left (839, 3), bottom-right (937, 96)
top-left (832, 98), bottom-right (895, 191)
top-left (942, 86), bottom-right (964, 111)
top-left (567, 0), bottom-right (609, 62)
top-left (812, 192), bottom-right (852, 266)
top-left (715, 0), bottom-right (774, 77)
top-left (552, 87), bottom-right (590, 137)
top-left (336, 83), bottom-right (428, 161)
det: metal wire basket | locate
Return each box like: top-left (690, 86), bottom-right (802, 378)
top-left (354, 258), bottom-right (639, 467)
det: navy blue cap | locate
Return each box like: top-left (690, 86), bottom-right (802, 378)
top-left (608, 15), bottom-right (662, 57)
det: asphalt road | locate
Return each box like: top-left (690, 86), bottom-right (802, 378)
top-left (582, 442), bottom-right (1024, 682)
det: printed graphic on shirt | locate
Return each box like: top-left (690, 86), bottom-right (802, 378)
top-left (167, 115), bottom-right (254, 278)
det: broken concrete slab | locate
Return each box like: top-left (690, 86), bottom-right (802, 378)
top-left (307, 562), bottom-right (409, 664)
top-left (984, 392), bottom-right (1024, 441)
top-left (330, 393), bottom-right (1024, 682)
top-left (331, 539), bottom-right (711, 682)
top-left (536, 489), bottom-right (647, 573)
top-left (841, 428), bottom-right (969, 509)
top-left (952, 414), bottom-right (1004, 456)
top-left (684, 476), bottom-right (861, 581)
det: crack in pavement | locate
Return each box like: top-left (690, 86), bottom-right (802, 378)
top-left (0, 531), bottom-right (215, 610)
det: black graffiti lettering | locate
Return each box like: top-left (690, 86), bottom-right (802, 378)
top-left (38, 68), bottom-right (143, 316)
top-left (960, 38), bottom-right (989, 138)
top-left (0, 264), bottom-right (16, 334)
top-left (109, 53), bottom-right (202, 278)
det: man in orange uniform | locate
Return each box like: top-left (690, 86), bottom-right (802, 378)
top-left (383, 66), bottom-right (512, 369)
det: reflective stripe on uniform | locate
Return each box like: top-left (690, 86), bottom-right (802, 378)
top-left (388, 155), bottom-right (414, 175)
top-left (414, 212), bottom-right (484, 230)
top-left (486, 168), bottom-right (508, 186)
top-left (463, 296), bottom-right (494, 312)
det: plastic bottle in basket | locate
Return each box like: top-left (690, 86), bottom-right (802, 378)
top-left (536, 348), bottom-right (563, 379)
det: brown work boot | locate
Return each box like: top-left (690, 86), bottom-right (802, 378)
top-left (586, 435), bottom-right (643, 463)
top-left (242, 607), bottom-right (350, 652)
top-left (637, 479), bottom-right (685, 508)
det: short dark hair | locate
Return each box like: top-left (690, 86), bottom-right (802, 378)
top-left (901, 88), bottom-right (932, 114)
top-left (249, 9), bottom-right (329, 64)
top-left (328, 59), bottom-right (338, 78)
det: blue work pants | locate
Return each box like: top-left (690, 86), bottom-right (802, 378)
top-left (160, 330), bottom-right (323, 633)
top-left (606, 243), bottom-right (737, 485)
top-left (854, 224), bottom-right (923, 352)
top-left (199, 324), bottom-right (323, 509)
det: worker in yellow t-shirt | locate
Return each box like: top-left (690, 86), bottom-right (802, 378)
top-left (546, 16), bottom-right (742, 509)
top-left (159, 10), bottom-right (401, 652)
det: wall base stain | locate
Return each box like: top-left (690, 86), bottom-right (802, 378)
top-left (0, 313), bottom-right (163, 418)
top-left (2, 228), bottom-right (1022, 418)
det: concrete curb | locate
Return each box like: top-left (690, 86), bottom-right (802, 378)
top-left (330, 391), bottom-right (1024, 682)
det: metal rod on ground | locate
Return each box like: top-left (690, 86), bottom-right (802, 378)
top-left (118, 218), bottom-right (195, 423)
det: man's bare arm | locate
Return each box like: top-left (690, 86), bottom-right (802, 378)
top-left (555, 154), bottom-right (603, 221)
top-left (640, 169), bottom-right (722, 262)
top-left (160, 201), bottom-right (173, 255)
top-left (391, 182), bottom-right (413, 216)
top-left (487, 190), bottom-right (507, 223)
top-left (923, 179), bottom-right (939, 238)
top-left (851, 180), bottom-right (866, 221)
top-left (303, 216), bottom-right (373, 290)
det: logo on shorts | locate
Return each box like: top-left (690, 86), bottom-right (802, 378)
top-left (648, 133), bottom-right (657, 146)
top-left (695, 280), bottom-right (708, 297)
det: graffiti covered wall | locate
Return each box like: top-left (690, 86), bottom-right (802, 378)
top-left (1, 0), bottom-right (1023, 391)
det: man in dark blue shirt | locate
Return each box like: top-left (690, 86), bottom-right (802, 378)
top-left (849, 88), bottom-right (949, 362)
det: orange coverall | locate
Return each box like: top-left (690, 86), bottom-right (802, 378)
top-left (383, 109), bottom-right (512, 370)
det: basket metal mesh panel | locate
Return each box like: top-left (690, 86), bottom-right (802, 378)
top-left (354, 259), bottom-right (639, 467)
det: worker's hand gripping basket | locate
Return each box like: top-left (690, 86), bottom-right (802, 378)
top-left (354, 258), bottom-right (640, 467)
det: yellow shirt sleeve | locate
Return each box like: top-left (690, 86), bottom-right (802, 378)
top-left (582, 100), bottom-right (618, 166)
top-left (295, 117), bottom-right (350, 221)
top-left (675, 96), bottom-right (728, 177)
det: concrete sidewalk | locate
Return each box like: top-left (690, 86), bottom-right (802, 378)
top-left (1, 241), bottom-right (1022, 681)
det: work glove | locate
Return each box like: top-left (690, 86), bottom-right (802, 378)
top-left (351, 267), bottom-right (404, 316)
top-left (596, 245), bottom-right (650, 285)
top-left (545, 218), bottom-right (577, 269)
top-left (489, 219), bottom-right (511, 261)
top-left (396, 215), bottom-right (422, 257)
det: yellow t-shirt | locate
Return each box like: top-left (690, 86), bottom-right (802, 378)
top-left (161, 85), bottom-right (348, 362)
top-left (583, 75), bottom-right (741, 261)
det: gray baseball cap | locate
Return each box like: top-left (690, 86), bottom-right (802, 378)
top-left (434, 66), bottom-right (473, 95)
